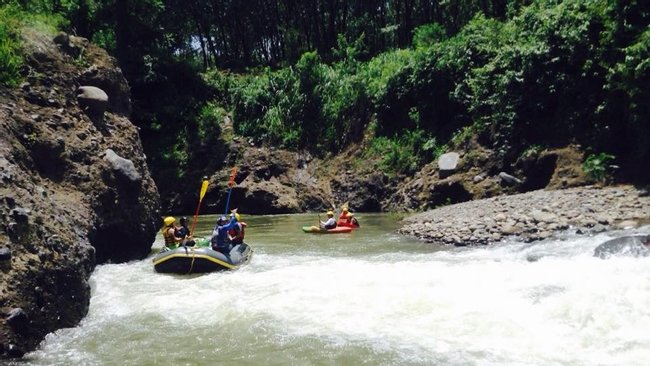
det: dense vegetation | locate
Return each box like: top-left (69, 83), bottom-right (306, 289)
top-left (1, 0), bottom-right (649, 184)
top-left (0, 5), bottom-right (62, 86)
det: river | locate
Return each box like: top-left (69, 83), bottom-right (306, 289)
top-left (13, 213), bottom-right (650, 366)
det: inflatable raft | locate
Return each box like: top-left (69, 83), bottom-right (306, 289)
top-left (153, 241), bottom-right (253, 274)
top-left (301, 226), bottom-right (353, 234)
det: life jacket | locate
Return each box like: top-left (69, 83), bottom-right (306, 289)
top-left (175, 225), bottom-right (190, 239)
top-left (228, 222), bottom-right (247, 244)
top-left (162, 226), bottom-right (176, 246)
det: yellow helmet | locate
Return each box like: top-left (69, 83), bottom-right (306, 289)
top-left (342, 207), bottom-right (348, 212)
top-left (163, 216), bottom-right (175, 226)
top-left (326, 211), bottom-right (334, 216)
top-left (234, 212), bottom-right (241, 221)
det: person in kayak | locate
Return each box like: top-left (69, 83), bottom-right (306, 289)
top-left (339, 207), bottom-right (349, 221)
top-left (162, 216), bottom-right (184, 248)
top-left (228, 211), bottom-right (247, 245)
top-left (211, 210), bottom-right (239, 255)
top-left (320, 211), bottom-right (337, 230)
top-left (344, 212), bottom-right (360, 227)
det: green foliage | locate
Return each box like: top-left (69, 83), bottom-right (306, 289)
top-left (360, 48), bottom-right (414, 104)
top-left (221, 50), bottom-right (372, 155)
top-left (228, 67), bottom-right (306, 147)
top-left (332, 33), bottom-right (367, 66)
top-left (28, 0), bottom-right (637, 185)
top-left (161, 138), bottom-right (189, 179)
top-left (450, 123), bottom-right (484, 147)
top-left (582, 152), bottom-right (615, 182)
top-left (0, 4), bottom-right (66, 86)
top-left (0, 6), bottom-right (22, 86)
top-left (366, 129), bottom-right (444, 175)
top-left (91, 28), bottom-right (115, 52)
top-left (613, 28), bottom-right (650, 125)
top-left (520, 144), bottom-right (545, 159)
top-left (197, 103), bottom-right (225, 142)
top-left (412, 23), bottom-right (446, 49)
top-left (196, 0), bottom-right (647, 184)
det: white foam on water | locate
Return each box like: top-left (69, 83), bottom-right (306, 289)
top-left (23, 226), bottom-right (650, 366)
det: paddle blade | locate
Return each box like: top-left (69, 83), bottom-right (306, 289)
top-left (228, 166), bottom-right (237, 187)
top-left (199, 178), bottom-right (209, 201)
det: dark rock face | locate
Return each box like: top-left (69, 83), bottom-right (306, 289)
top-left (166, 145), bottom-right (335, 215)
top-left (161, 121), bottom-right (594, 217)
top-left (0, 31), bottom-right (160, 357)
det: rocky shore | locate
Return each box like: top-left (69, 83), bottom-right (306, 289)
top-left (399, 185), bottom-right (650, 245)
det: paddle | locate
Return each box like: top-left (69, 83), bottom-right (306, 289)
top-left (224, 166), bottom-right (237, 214)
top-left (189, 176), bottom-right (210, 236)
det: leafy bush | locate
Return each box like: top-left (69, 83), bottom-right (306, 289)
top-left (366, 128), bottom-right (444, 175)
top-left (0, 6), bottom-right (23, 86)
top-left (583, 152), bottom-right (615, 182)
top-left (0, 4), bottom-right (65, 86)
top-left (605, 27), bottom-right (650, 179)
top-left (197, 102), bottom-right (225, 142)
top-left (412, 23), bottom-right (447, 49)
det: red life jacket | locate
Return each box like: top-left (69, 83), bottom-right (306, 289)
top-left (228, 222), bottom-right (247, 244)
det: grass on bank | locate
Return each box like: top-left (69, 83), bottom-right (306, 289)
top-left (0, 4), bottom-right (65, 86)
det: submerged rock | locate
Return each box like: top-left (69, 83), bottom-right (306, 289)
top-left (593, 235), bottom-right (650, 259)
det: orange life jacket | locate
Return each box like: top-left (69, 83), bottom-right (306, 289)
top-left (163, 227), bottom-right (176, 246)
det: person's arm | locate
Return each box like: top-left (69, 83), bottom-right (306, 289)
top-left (167, 228), bottom-right (183, 244)
top-left (175, 227), bottom-right (187, 239)
top-left (223, 216), bottom-right (238, 230)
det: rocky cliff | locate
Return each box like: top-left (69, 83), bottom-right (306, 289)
top-left (164, 128), bottom-right (593, 218)
top-left (0, 30), bottom-right (160, 357)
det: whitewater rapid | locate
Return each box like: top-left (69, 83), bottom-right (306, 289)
top-left (18, 214), bottom-right (650, 366)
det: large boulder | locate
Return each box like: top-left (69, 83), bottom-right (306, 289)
top-left (438, 152), bottom-right (460, 178)
top-left (77, 85), bottom-right (108, 119)
top-left (104, 149), bottom-right (142, 186)
top-left (0, 28), bottom-right (160, 358)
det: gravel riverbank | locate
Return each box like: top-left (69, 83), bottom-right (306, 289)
top-left (398, 185), bottom-right (650, 245)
